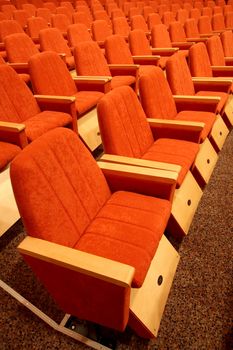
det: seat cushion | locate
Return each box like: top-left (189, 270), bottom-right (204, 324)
top-left (176, 110), bottom-right (216, 141)
top-left (0, 141), bottom-right (21, 170)
top-left (196, 91), bottom-right (228, 114)
top-left (74, 91), bottom-right (104, 116)
top-left (142, 138), bottom-right (199, 187)
top-left (139, 65), bottom-right (157, 76)
top-left (111, 75), bottom-right (136, 89)
top-left (76, 191), bottom-right (171, 288)
top-left (24, 111), bottom-right (73, 141)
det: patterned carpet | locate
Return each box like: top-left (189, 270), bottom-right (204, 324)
top-left (0, 131), bottom-right (233, 350)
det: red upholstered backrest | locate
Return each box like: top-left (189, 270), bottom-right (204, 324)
top-left (190, 8), bottom-right (201, 22)
top-left (112, 17), bottom-right (130, 36)
top-left (206, 35), bottom-right (226, 66)
top-left (169, 21), bottom-right (187, 42)
top-left (166, 52), bottom-right (196, 95)
top-left (225, 12), bottom-right (233, 29)
top-left (97, 86), bottom-right (154, 157)
top-left (10, 128), bottom-right (111, 247)
top-left (198, 15), bottom-right (212, 35)
top-left (39, 28), bottom-right (72, 57)
top-left (67, 23), bottom-right (92, 47)
top-left (147, 13), bottom-right (162, 30)
top-left (27, 17), bottom-right (49, 40)
top-left (162, 11), bottom-right (176, 27)
top-left (29, 51), bottom-right (77, 95)
top-left (0, 19), bottom-right (24, 41)
top-left (91, 19), bottom-right (112, 42)
top-left (129, 29), bottom-right (151, 55)
top-left (105, 35), bottom-right (134, 64)
top-left (176, 9), bottom-right (189, 25)
top-left (189, 42), bottom-right (213, 77)
top-left (74, 41), bottom-right (111, 76)
top-left (212, 13), bottom-right (225, 31)
top-left (221, 30), bottom-right (233, 57)
top-left (51, 13), bottom-right (71, 32)
top-left (184, 18), bottom-right (200, 38)
top-left (0, 65), bottom-right (40, 123)
top-left (4, 33), bottom-right (39, 63)
top-left (139, 66), bottom-right (178, 119)
top-left (131, 15), bottom-right (148, 31)
top-left (151, 24), bottom-right (172, 48)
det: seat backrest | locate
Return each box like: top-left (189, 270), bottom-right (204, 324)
top-left (4, 33), bottom-right (39, 63)
top-left (1, 4), bottom-right (16, 19)
top-left (105, 34), bottom-right (134, 64)
top-left (169, 21), bottom-right (187, 42)
top-left (72, 11), bottom-right (92, 28)
top-left (128, 29), bottom-right (152, 55)
top-left (97, 86), bottom-right (154, 158)
top-left (225, 11), bottom-right (233, 28)
top-left (111, 8), bottom-right (125, 19)
top-left (184, 18), bottom-right (200, 38)
top-left (212, 13), bottom-right (225, 31)
top-left (221, 30), bottom-right (233, 57)
top-left (0, 141), bottom-right (21, 171)
top-left (189, 42), bottom-right (213, 77)
top-left (93, 10), bottom-right (111, 25)
top-left (51, 13), bottom-right (71, 32)
top-left (22, 4), bottom-right (36, 17)
top-left (112, 16), bottom-right (130, 36)
top-left (74, 41), bottom-right (111, 76)
top-left (143, 5), bottom-right (154, 22)
top-left (162, 11), bottom-right (176, 27)
top-left (67, 23), bottom-right (92, 47)
top-left (91, 19), bottom-right (112, 41)
top-left (147, 13), bottom-right (162, 30)
top-left (39, 28), bottom-right (72, 57)
top-left (202, 6), bottom-right (212, 17)
top-left (10, 128), bottom-right (111, 247)
top-left (206, 34), bottom-right (226, 66)
top-left (190, 8), bottom-right (201, 22)
top-left (131, 14), bottom-right (149, 31)
top-left (56, 6), bottom-right (73, 22)
top-left (13, 9), bottom-right (30, 29)
top-left (176, 8), bottom-right (189, 25)
top-left (129, 7), bottom-right (141, 20)
top-left (213, 6), bottom-right (223, 15)
top-left (139, 66), bottom-right (178, 119)
top-left (27, 17), bottom-right (49, 41)
top-left (151, 24), bottom-right (172, 48)
top-left (36, 7), bottom-right (52, 23)
top-left (29, 51), bottom-right (78, 96)
top-left (166, 52), bottom-right (196, 95)
top-left (198, 15), bottom-right (213, 35)
top-left (0, 64), bottom-right (40, 123)
top-left (0, 19), bottom-right (24, 42)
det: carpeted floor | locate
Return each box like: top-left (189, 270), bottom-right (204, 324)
top-left (0, 131), bottom-right (233, 350)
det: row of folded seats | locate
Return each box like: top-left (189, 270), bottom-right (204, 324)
top-left (1, 0), bottom-right (233, 345)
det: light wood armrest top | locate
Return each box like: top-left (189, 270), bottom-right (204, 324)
top-left (147, 118), bottom-right (205, 129)
top-left (132, 55), bottom-right (160, 60)
top-left (151, 47), bottom-right (178, 54)
top-left (211, 65), bottom-right (233, 72)
top-left (108, 64), bottom-right (140, 69)
top-left (0, 121), bottom-right (25, 132)
top-left (192, 77), bottom-right (233, 84)
top-left (173, 94), bottom-right (221, 103)
top-left (73, 76), bottom-right (112, 83)
top-left (18, 236), bottom-right (135, 287)
top-left (7, 62), bottom-right (28, 68)
top-left (100, 154), bottom-right (181, 173)
top-left (34, 95), bottom-right (76, 103)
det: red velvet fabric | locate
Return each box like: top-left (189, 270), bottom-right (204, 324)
top-left (10, 128), bottom-right (111, 247)
top-left (0, 19), bottom-right (24, 42)
top-left (77, 191), bottom-right (171, 287)
top-left (221, 30), bottom-right (233, 57)
top-left (169, 21), bottom-right (187, 42)
top-left (112, 16), bottom-right (130, 37)
top-left (189, 42), bottom-right (213, 77)
top-left (198, 15), bottom-right (213, 35)
top-left (151, 24), bottom-right (172, 48)
top-left (129, 29), bottom-right (152, 55)
top-left (0, 141), bottom-right (21, 170)
top-left (97, 86), bottom-right (200, 187)
top-left (184, 18), bottom-right (201, 39)
top-left (27, 17), bottom-right (49, 41)
top-left (39, 27), bottom-right (73, 60)
top-left (29, 51), bottom-right (103, 116)
top-left (67, 23), bottom-right (92, 47)
top-left (212, 13), bottom-right (225, 31)
top-left (105, 35), bottom-right (134, 64)
top-left (206, 35), bottom-right (226, 66)
top-left (4, 33), bottom-right (39, 63)
top-left (131, 15), bottom-right (149, 32)
top-left (91, 19), bottom-right (112, 42)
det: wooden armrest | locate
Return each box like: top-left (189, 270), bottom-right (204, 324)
top-left (0, 121), bottom-right (25, 132)
top-left (0, 42), bottom-right (4, 50)
top-left (147, 118), bottom-right (204, 130)
top-left (0, 121), bottom-right (28, 148)
top-left (34, 95), bottom-right (76, 104)
top-left (18, 236), bottom-right (135, 287)
top-left (199, 33), bottom-right (214, 38)
top-left (224, 57), bottom-right (233, 63)
top-left (186, 37), bottom-right (207, 42)
top-left (100, 154), bottom-right (181, 173)
top-left (173, 94), bottom-right (220, 113)
top-left (132, 55), bottom-right (160, 61)
top-left (73, 76), bottom-right (112, 83)
top-left (151, 47), bottom-right (179, 56)
top-left (108, 64), bottom-right (140, 70)
top-left (211, 65), bottom-right (233, 74)
top-left (8, 62), bottom-right (28, 69)
top-left (99, 160), bottom-right (178, 200)
top-left (171, 41), bottom-right (194, 48)
top-left (192, 77), bottom-right (233, 84)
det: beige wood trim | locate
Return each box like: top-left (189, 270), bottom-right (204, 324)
top-left (211, 65), bottom-right (233, 72)
top-left (151, 47), bottom-right (179, 54)
top-left (223, 94), bottom-right (233, 125)
top-left (34, 95), bottom-right (76, 104)
top-left (98, 161), bottom-right (178, 183)
top-left (73, 76), bottom-right (112, 82)
top-left (173, 94), bottom-right (221, 103)
top-left (100, 154), bottom-right (181, 173)
top-left (7, 62), bottom-right (28, 69)
top-left (18, 236), bottom-right (135, 287)
top-left (171, 171), bottom-right (203, 235)
top-left (194, 138), bottom-right (218, 184)
top-left (147, 117), bottom-right (205, 130)
top-left (108, 64), bottom-right (140, 69)
top-left (0, 121), bottom-right (25, 132)
top-left (130, 235), bottom-right (180, 337)
top-left (186, 37), bottom-right (207, 42)
top-left (192, 77), bottom-right (233, 84)
top-left (209, 115), bottom-right (229, 151)
top-left (78, 108), bottom-right (102, 151)
top-left (132, 55), bottom-right (160, 60)
top-left (171, 41), bottom-right (194, 47)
